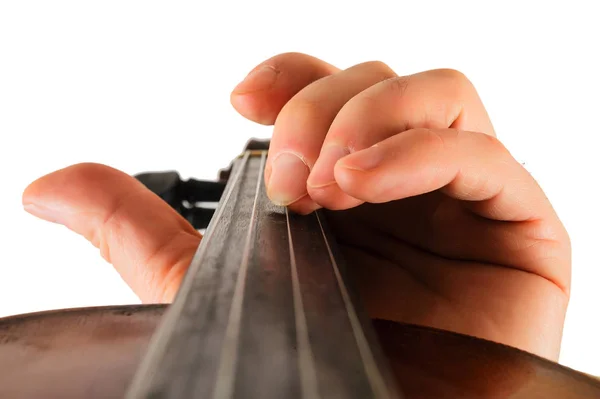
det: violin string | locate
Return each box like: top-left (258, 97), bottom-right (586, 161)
top-left (212, 151), bottom-right (266, 399)
top-left (125, 152), bottom-right (251, 399)
top-left (315, 211), bottom-right (391, 399)
top-left (286, 207), bottom-right (320, 399)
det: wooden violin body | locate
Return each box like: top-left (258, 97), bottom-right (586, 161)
top-left (3, 140), bottom-right (599, 398)
top-left (0, 304), bottom-right (599, 398)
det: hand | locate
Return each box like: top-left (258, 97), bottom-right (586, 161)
top-left (23, 53), bottom-right (570, 362)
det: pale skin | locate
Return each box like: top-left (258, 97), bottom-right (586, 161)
top-left (23, 52), bottom-right (570, 362)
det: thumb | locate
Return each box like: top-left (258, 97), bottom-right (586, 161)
top-left (22, 163), bottom-right (201, 303)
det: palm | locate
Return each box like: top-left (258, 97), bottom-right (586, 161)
top-left (325, 192), bottom-right (568, 359)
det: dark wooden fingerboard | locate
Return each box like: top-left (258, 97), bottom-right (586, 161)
top-left (126, 151), bottom-right (402, 399)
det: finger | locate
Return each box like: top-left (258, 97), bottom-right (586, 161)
top-left (22, 163), bottom-right (201, 303)
top-left (307, 69), bottom-right (495, 209)
top-left (230, 52), bottom-right (339, 125)
top-left (266, 61), bottom-right (397, 213)
top-left (334, 128), bottom-right (569, 291)
top-left (337, 128), bottom-right (548, 218)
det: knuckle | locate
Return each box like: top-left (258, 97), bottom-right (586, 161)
top-left (416, 127), bottom-right (451, 150)
top-left (432, 68), bottom-right (474, 90)
top-left (359, 60), bottom-right (396, 80)
top-left (434, 67), bottom-right (469, 81)
top-left (265, 51), bottom-right (308, 67)
top-left (383, 75), bottom-right (412, 97)
top-left (456, 129), bottom-right (507, 157)
top-left (365, 60), bottom-right (392, 71)
top-left (277, 51), bottom-right (309, 59)
top-left (477, 131), bottom-right (507, 154)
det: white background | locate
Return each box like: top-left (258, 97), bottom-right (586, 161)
top-left (1, 1), bottom-right (599, 376)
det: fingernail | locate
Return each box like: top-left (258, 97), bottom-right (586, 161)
top-left (338, 145), bottom-right (385, 171)
top-left (307, 145), bottom-right (350, 188)
top-left (23, 203), bottom-right (64, 224)
top-left (267, 152), bottom-right (310, 206)
top-left (232, 65), bottom-right (279, 94)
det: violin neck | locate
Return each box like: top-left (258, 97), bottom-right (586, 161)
top-left (126, 150), bottom-right (401, 399)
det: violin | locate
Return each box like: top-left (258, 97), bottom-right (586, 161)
top-left (1, 139), bottom-right (599, 398)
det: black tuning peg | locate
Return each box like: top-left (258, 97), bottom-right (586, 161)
top-left (135, 138), bottom-right (270, 230)
top-left (134, 171), bottom-right (226, 230)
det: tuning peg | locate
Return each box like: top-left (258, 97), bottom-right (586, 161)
top-left (134, 138), bottom-right (270, 229)
top-left (134, 171), bottom-right (226, 230)
top-left (135, 171), bottom-right (181, 205)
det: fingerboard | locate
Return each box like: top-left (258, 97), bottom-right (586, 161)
top-left (126, 151), bottom-right (402, 399)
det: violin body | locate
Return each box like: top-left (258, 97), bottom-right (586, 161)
top-left (0, 304), bottom-right (599, 398)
